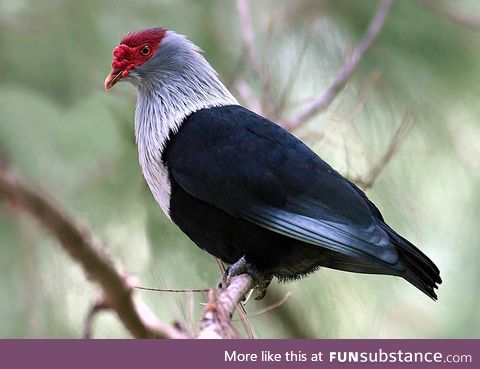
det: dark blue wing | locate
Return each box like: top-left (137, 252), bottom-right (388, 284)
top-left (165, 105), bottom-right (399, 265)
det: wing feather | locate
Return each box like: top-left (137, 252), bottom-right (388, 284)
top-left (165, 105), bottom-right (399, 266)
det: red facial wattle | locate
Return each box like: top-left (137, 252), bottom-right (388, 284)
top-left (111, 44), bottom-right (137, 77)
top-left (104, 27), bottom-right (166, 90)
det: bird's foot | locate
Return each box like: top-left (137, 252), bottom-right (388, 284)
top-left (220, 256), bottom-right (272, 300)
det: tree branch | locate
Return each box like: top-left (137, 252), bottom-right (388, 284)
top-left (283, 0), bottom-right (395, 130)
top-left (197, 274), bottom-right (255, 339)
top-left (0, 159), bottom-right (187, 339)
top-left (350, 110), bottom-right (414, 189)
top-left (272, 24), bottom-right (315, 120)
top-left (235, 0), bottom-right (274, 115)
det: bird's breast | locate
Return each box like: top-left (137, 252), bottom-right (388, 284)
top-left (138, 147), bottom-right (172, 220)
top-left (134, 92), bottom-right (179, 220)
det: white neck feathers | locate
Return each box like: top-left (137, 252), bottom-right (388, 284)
top-left (132, 31), bottom-right (238, 218)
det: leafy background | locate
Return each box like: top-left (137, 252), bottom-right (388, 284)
top-left (0, 0), bottom-right (479, 338)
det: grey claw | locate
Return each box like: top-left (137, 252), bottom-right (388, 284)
top-left (222, 256), bottom-right (272, 301)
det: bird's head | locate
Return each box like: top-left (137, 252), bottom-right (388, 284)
top-left (105, 27), bottom-right (237, 140)
top-left (104, 27), bottom-right (167, 90)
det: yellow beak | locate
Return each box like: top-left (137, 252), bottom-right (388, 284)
top-left (104, 71), bottom-right (123, 91)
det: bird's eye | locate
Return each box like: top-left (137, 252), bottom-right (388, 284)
top-left (140, 45), bottom-right (151, 56)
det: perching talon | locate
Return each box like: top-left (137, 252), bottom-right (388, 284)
top-left (222, 256), bottom-right (273, 301)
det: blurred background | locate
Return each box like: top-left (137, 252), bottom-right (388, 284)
top-left (0, 0), bottom-right (479, 338)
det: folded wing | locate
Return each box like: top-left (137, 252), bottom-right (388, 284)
top-left (166, 105), bottom-right (400, 267)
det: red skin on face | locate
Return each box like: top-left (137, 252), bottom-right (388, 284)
top-left (111, 28), bottom-right (166, 77)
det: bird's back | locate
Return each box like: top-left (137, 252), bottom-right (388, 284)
top-left (163, 105), bottom-right (441, 299)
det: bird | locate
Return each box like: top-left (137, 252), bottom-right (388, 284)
top-left (104, 27), bottom-right (441, 300)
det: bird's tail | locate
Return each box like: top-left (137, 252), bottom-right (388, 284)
top-left (382, 224), bottom-right (442, 300)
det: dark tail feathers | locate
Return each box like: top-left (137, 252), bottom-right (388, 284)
top-left (383, 224), bottom-right (442, 300)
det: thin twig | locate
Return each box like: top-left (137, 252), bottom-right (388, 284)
top-left (236, 304), bottom-right (255, 339)
top-left (234, 79), bottom-right (263, 114)
top-left (352, 110), bottom-right (414, 189)
top-left (135, 286), bottom-right (210, 293)
top-left (333, 70), bottom-right (382, 122)
top-left (0, 160), bottom-right (188, 339)
top-left (83, 296), bottom-right (108, 339)
top-left (415, 0), bottom-right (480, 31)
top-left (260, 286), bottom-right (311, 338)
top-left (283, 0), bottom-right (395, 130)
top-left (235, 0), bottom-right (274, 115)
top-left (233, 291), bottom-right (292, 321)
top-left (197, 274), bottom-right (255, 338)
top-left (273, 24), bottom-right (315, 120)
